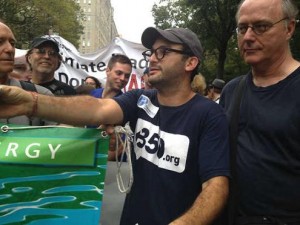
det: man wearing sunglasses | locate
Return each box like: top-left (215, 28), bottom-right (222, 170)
top-left (26, 37), bottom-right (76, 96)
top-left (220, 0), bottom-right (300, 224)
top-left (0, 27), bottom-right (230, 225)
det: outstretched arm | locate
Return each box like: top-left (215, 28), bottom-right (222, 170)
top-left (170, 176), bottom-right (229, 225)
top-left (0, 85), bottom-right (124, 126)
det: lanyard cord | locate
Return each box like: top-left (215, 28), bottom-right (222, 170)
top-left (114, 125), bottom-right (134, 193)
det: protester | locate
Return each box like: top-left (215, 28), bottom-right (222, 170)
top-left (141, 67), bottom-right (152, 89)
top-left (90, 54), bottom-right (131, 99)
top-left (9, 55), bottom-right (32, 81)
top-left (220, 0), bottom-right (300, 224)
top-left (26, 37), bottom-right (76, 95)
top-left (210, 78), bottom-right (225, 103)
top-left (191, 73), bottom-right (207, 95)
top-left (0, 27), bottom-right (230, 225)
top-left (84, 75), bottom-right (102, 89)
top-left (89, 53), bottom-right (132, 161)
top-left (205, 83), bottom-right (214, 99)
top-left (0, 21), bottom-right (55, 126)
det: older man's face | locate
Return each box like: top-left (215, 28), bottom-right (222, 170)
top-left (0, 23), bottom-right (16, 76)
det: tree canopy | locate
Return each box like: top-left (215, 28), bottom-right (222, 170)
top-left (0, 0), bottom-right (84, 49)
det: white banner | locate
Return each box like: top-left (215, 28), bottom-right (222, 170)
top-left (17, 35), bottom-right (149, 91)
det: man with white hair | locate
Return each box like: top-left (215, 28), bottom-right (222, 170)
top-left (220, 0), bottom-right (300, 224)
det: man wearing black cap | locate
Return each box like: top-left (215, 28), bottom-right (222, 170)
top-left (26, 37), bottom-right (76, 95)
top-left (0, 27), bottom-right (230, 225)
top-left (210, 78), bottom-right (226, 103)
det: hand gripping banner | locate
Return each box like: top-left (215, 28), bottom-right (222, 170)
top-left (0, 123), bottom-right (109, 225)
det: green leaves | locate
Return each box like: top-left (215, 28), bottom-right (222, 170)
top-left (0, 0), bottom-right (83, 49)
top-left (152, 0), bottom-right (246, 81)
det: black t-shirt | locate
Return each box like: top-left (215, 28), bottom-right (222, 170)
top-left (220, 67), bottom-right (300, 217)
top-left (114, 89), bottom-right (230, 225)
top-left (37, 79), bottom-right (76, 96)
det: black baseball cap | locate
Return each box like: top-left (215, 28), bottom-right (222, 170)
top-left (141, 27), bottom-right (203, 60)
top-left (29, 37), bottom-right (59, 52)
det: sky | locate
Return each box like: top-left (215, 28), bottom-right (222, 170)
top-left (110, 0), bottom-right (160, 44)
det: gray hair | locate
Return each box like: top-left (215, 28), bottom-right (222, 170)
top-left (282, 0), bottom-right (299, 18)
top-left (235, 0), bottom-right (299, 21)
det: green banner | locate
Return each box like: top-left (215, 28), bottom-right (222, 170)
top-left (0, 136), bottom-right (96, 166)
top-left (0, 123), bottom-right (109, 225)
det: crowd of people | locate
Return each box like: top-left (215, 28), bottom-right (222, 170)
top-left (0, 0), bottom-right (299, 224)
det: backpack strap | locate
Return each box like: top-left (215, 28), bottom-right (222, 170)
top-left (228, 74), bottom-right (247, 224)
top-left (19, 81), bottom-right (37, 92)
top-left (45, 81), bottom-right (63, 93)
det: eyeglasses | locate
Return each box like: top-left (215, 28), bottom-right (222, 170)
top-left (32, 48), bottom-right (59, 57)
top-left (142, 46), bottom-right (191, 61)
top-left (236, 17), bottom-right (288, 35)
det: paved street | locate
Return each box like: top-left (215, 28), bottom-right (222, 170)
top-left (99, 161), bottom-right (129, 225)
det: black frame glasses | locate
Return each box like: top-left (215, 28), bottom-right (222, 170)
top-left (32, 48), bottom-right (60, 57)
top-left (236, 17), bottom-right (288, 35)
top-left (142, 46), bottom-right (191, 61)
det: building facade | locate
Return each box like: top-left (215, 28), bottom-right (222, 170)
top-left (76, 0), bottom-right (118, 54)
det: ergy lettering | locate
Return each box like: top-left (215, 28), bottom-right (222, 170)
top-left (3, 143), bottom-right (61, 159)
